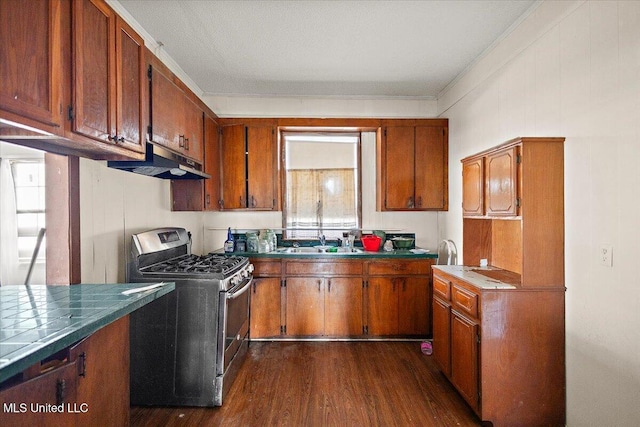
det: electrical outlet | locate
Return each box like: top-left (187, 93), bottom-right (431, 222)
top-left (599, 245), bottom-right (613, 267)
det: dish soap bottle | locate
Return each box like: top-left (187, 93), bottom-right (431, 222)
top-left (224, 228), bottom-right (235, 253)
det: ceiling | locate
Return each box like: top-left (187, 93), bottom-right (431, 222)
top-left (117, 0), bottom-right (536, 99)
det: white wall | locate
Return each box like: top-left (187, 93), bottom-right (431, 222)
top-left (438, 1), bottom-right (640, 425)
top-left (79, 159), bottom-right (204, 283)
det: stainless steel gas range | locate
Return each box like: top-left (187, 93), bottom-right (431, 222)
top-left (127, 227), bottom-right (253, 407)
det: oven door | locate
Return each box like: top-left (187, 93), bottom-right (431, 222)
top-left (217, 276), bottom-right (251, 376)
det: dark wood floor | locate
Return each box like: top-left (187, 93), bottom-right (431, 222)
top-left (131, 341), bottom-right (482, 426)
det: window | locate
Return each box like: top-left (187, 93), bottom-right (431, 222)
top-left (283, 132), bottom-right (361, 240)
top-left (11, 160), bottom-right (46, 261)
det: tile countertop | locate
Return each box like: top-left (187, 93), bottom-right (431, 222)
top-left (0, 283), bottom-right (175, 383)
top-left (431, 265), bottom-right (519, 290)
top-left (217, 248), bottom-right (438, 259)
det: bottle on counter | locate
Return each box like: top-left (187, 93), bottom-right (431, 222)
top-left (224, 227), bottom-right (235, 253)
top-left (246, 231), bottom-right (259, 253)
top-left (266, 229), bottom-right (277, 252)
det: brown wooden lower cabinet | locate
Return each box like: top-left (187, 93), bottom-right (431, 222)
top-left (367, 258), bottom-right (432, 336)
top-left (324, 277), bottom-right (363, 336)
top-left (432, 296), bottom-right (451, 375)
top-left (286, 277), bottom-right (326, 336)
top-left (432, 270), bottom-right (565, 427)
top-left (0, 316), bottom-right (129, 427)
top-left (0, 361), bottom-right (78, 427)
top-left (71, 315), bottom-right (129, 427)
top-left (250, 277), bottom-right (282, 338)
top-left (249, 257), bottom-right (433, 339)
top-left (450, 311), bottom-right (479, 412)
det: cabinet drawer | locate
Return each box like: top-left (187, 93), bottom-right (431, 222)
top-left (433, 276), bottom-right (451, 300)
top-left (368, 260), bottom-right (431, 275)
top-left (251, 260), bottom-right (281, 276)
top-left (452, 285), bottom-right (478, 318)
top-left (286, 261), bottom-right (363, 276)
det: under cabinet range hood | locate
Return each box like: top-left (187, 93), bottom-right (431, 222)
top-left (108, 142), bottom-right (210, 179)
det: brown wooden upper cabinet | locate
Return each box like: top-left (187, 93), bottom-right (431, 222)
top-left (462, 145), bottom-right (520, 218)
top-left (461, 156), bottom-right (484, 216)
top-left (377, 125), bottom-right (448, 211)
top-left (0, 0), bottom-right (65, 132)
top-left (71, 0), bottom-right (145, 154)
top-left (220, 124), bottom-right (278, 210)
top-left (203, 115), bottom-right (221, 210)
top-left (148, 60), bottom-right (204, 164)
top-left (171, 114), bottom-right (219, 212)
top-left (485, 146), bottom-right (520, 216)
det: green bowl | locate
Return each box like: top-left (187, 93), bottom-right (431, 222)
top-left (391, 237), bottom-right (414, 249)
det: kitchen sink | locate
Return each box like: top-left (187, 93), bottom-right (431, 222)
top-left (276, 246), bottom-right (363, 254)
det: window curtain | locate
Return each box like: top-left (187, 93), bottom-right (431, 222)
top-left (0, 158), bottom-right (20, 285)
top-left (286, 168), bottom-right (357, 239)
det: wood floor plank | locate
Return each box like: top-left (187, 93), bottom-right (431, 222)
top-left (130, 342), bottom-right (481, 426)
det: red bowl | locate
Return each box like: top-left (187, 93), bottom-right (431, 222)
top-left (361, 235), bottom-right (382, 252)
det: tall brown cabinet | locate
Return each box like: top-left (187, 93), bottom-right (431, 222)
top-left (432, 137), bottom-right (566, 427)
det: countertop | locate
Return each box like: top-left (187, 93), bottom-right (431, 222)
top-left (219, 248), bottom-right (438, 259)
top-left (431, 265), bottom-right (519, 289)
top-left (0, 283), bottom-right (175, 383)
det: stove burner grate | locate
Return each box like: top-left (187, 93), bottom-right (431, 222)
top-left (140, 254), bottom-right (247, 276)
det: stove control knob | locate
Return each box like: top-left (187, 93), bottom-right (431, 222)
top-left (247, 264), bottom-right (254, 273)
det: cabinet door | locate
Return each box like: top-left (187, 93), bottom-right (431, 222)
top-left (414, 126), bottom-right (447, 210)
top-left (451, 312), bottom-right (479, 411)
top-left (114, 16), bottom-right (145, 153)
top-left (73, 0), bottom-right (116, 142)
top-left (325, 277), bottom-right (363, 336)
top-left (182, 96), bottom-right (204, 163)
top-left (220, 124), bottom-right (247, 209)
top-left (250, 277), bottom-right (282, 338)
top-left (383, 126), bottom-right (415, 209)
top-left (246, 126), bottom-right (277, 209)
top-left (203, 115), bottom-right (221, 211)
top-left (462, 157), bottom-right (484, 216)
top-left (432, 297), bottom-right (451, 376)
top-left (0, 0), bottom-right (63, 128)
top-left (71, 316), bottom-right (129, 427)
top-left (367, 277), bottom-right (398, 335)
top-left (286, 277), bottom-right (324, 336)
top-left (149, 65), bottom-right (183, 152)
top-left (485, 146), bottom-right (519, 216)
top-left (0, 361), bottom-right (78, 427)
top-left (398, 277), bottom-right (429, 335)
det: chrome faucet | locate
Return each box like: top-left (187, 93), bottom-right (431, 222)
top-left (319, 234), bottom-right (326, 246)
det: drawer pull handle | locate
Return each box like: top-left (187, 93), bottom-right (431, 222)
top-left (56, 379), bottom-right (66, 405)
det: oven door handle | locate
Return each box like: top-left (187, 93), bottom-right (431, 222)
top-left (226, 277), bottom-right (253, 300)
